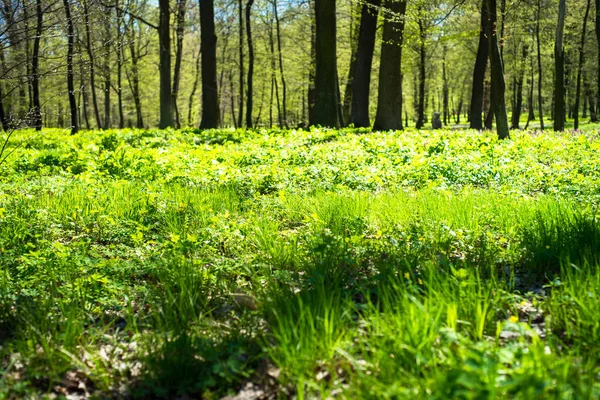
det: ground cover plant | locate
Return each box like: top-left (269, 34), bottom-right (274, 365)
top-left (2, 127), bottom-right (600, 398)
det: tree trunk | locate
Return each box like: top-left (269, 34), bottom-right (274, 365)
top-left (31, 0), bottom-right (43, 131)
top-left (553, 0), bottom-right (566, 131)
top-left (200, 0), bottom-right (221, 129)
top-left (442, 46), bottom-right (449, 125)
top-left (103, 7), bottom-right (111, 129)
top-left (350, 0), bottom-right (381, 127)
top-left (487, 0), bottom-right (509, 139)
top-left (272, 1), bottom-right (287, 127)
top-left (245, 0), bottom-right (255, 128)
top-left (469, 0), bottom-right (489, 130)
top-left (115, 3), bottom-right (125, 129)
top-left (574, 0), bottom-right (592, 129)
top-left (237, 0), bottom-right (245, 128)
top-left (158, 0), bottom-right (173, 128)
top-left (308, 0), bottom-right (316, 125)
top-left (172, 0), bottom-right (187, 129)
top-left (416, 15), bottom-right (426, 129)
top-left (536, 0), bottom-right (544, 130)
top-left (596, 0), bottom-right (600, 118)
top-left (63, 0), bottom-right (78, 134)
top-left (312, 0), bottom-right (340, 127)
top-left (341, 2), bottom-right (359, 125)
top-left (373, 0), bottom-right (407, 130)
top-left (84, 1), bottom-right (101, 129)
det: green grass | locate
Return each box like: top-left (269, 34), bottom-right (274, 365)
top-left (1, 127), bottom-right (600, 398)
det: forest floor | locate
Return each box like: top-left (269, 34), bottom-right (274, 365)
top-left (1, 126), bottom-right (600, 398)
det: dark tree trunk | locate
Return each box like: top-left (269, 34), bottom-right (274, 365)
top-left (469, 0), bottom-right (489, 130)
top-left (200, 0), bottom-right (221, 129)
top-left (312, 0), bottom-right (340, 127)
top-left (487, 0), bottom-right (509, 139)
top-left (245, 0), bottom-right (254, 128)
top-left (574, 0), bottom-right (592, 129)
top-left (536, 0), bottom-right (544, 130)
top-left (128, 41), bottom-right (144, 128)
top-left (586, 72), bottom-right (598, 121)
top-left (273, 0), bottom-right (288, 127)
top-left (237, 0), bottom-right (244, 127)
top-left (373, 0), bottom-right (407, 130)
top-left (63, 0), bottom-right (78, 134)
top-left (350, 0), bottom-right (380, 127)
top-left (0, 48), bottom-right (8, 130)
top-left (31, 0), bottom-right (43, 131)
top-left (308, 0), bottom-right (316, 125)
top-left (415, 15), bottom-right (426, 129)
top-left (553, 0), bottom-right (566, 131)
top-left (597, 0), bottom-right (600, 118)
top-left (172, 0), bottom-right (187, 129)
top-left (342, 2), bottom-right (359, 126)
top-left (158, 0), bottom-right (173, 128)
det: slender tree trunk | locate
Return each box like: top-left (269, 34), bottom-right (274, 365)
top-left (373, 0), bottom-right (407, 130)
top-left (596, 0), bottom-right (600, 117)
top-left (312, 0), bottom-right (340, 127)
top-left (238, 0), bottom-right (244, 128)
top-left (158, 0), bottom-right (173, 128)
top-left (63, 0), bottom-right (78, 134)
top-left (103, 7), bottom-right (111, 129)
top-left (469, 0), bottom-right (489, 129)
top-left (84, 1), bottom-right (102, 128)
top-left (188, 47), bottom-right (201, 126)
top-left (553, 0), bottom-right (566, 131)
top-left (273, 0), bottom-right (288, 127)
top-left (172, 0), bottom-right (187, 129)
top-left (31, 0), bottom-right (43, 130)
top-left (200, 0), bottom-right (221, 129)
top-left (574, 0), bottom-right (592, 129)
top-left (416, 16), bottom-right (426, 129)
top-left (341, 2), bottom-right (359, 125)
top-left (487, 0), bottom-right (509, 139)
top-left (245, 0), bottom-right (255, 128)
top-left (115, 4), bottom-right (125, 129)
top-left (128, 42), bottom-right (144, 128)
top-left (0, 49), bottom-right (8, 130)
top-left (350, 0), bottom-right (381, 127)
top-left (536, 0), bottom-right (544, 130)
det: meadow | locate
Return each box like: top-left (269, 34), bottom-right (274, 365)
top-left (1, 126), bottom-right (600, 398)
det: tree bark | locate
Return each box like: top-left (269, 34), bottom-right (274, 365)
top-left (469, 0), bottom-right (489, 130)
top-left (31, 0), bottom-right (43, 130)
top-left (308, 0), bottom-right (316, 125)
top-left (553, 0), bottom-right (566, 131)
top-left (442, 46), bottom-right (449, 125)
top-left (188, 46), bottom-right (201, 126)
top-left (115, 3), bottom-right (125, 129)
top-left (596, 0), bottom-right (600, 118)
top-left (103, 7), bottom-right (111, 129)
top-left (487, 0), bottom-right (509, 139)
top-left (536, 0), bottom-right (544, 130)
top-left (158, 0), bottom-right (173, 128)
top-left (245, 0), bottom-right (255, 128)
top-left (237, 0), bottom-right (245, 128)
top-left (312, 0), bottom-right (340, 127)
top-left (200, 0), bottom-right (221, 129)
top-left (511, 44), bottom-right (528, 129)
top-left (341, 2), bottom-right (359, 126)
top-left (574, 0), bottom-right (592, 129)
top-left (63, 0), bottom-right (78, 134)
top-left (350, 0), bottom-right (381, 127)
top-left (172, 0), bottom-right (187, 129)
top-left (373, 0), bottom-right (407, 130)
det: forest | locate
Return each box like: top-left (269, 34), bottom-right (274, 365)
top-left (3, 0), bottom-right (600, 398)
top-left (0, 0), bottom-right (597, 135)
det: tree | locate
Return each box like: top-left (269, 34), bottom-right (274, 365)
top-left (158, 0), bottom-right (173, 128)
top-left (373, 0), bottom-right (407, 131)
top-left (487, 0), bottom-right (509, 139)
top-left (536, 0), bottom-right (544, 130)
top-left (200, 0), bottom-right (220, 129)
top-left (469, 0), bottom-right (489, 130)
top-left (172, 0), bottom-right (187, 128)
top-left (245, 0), bottom-right (255, 128)
top-left (312, 0), bottom-right (340, 127)
top-left (31, 0), bottom-right (43, 130)
top-left (350, 0), bottom-right (380, 127)
top-left (574, 0), bottom-right (592, 129)
top-left (553, 0), bottom-right (566, 131)
top-left (63, 0), bottom-right (78, 134)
